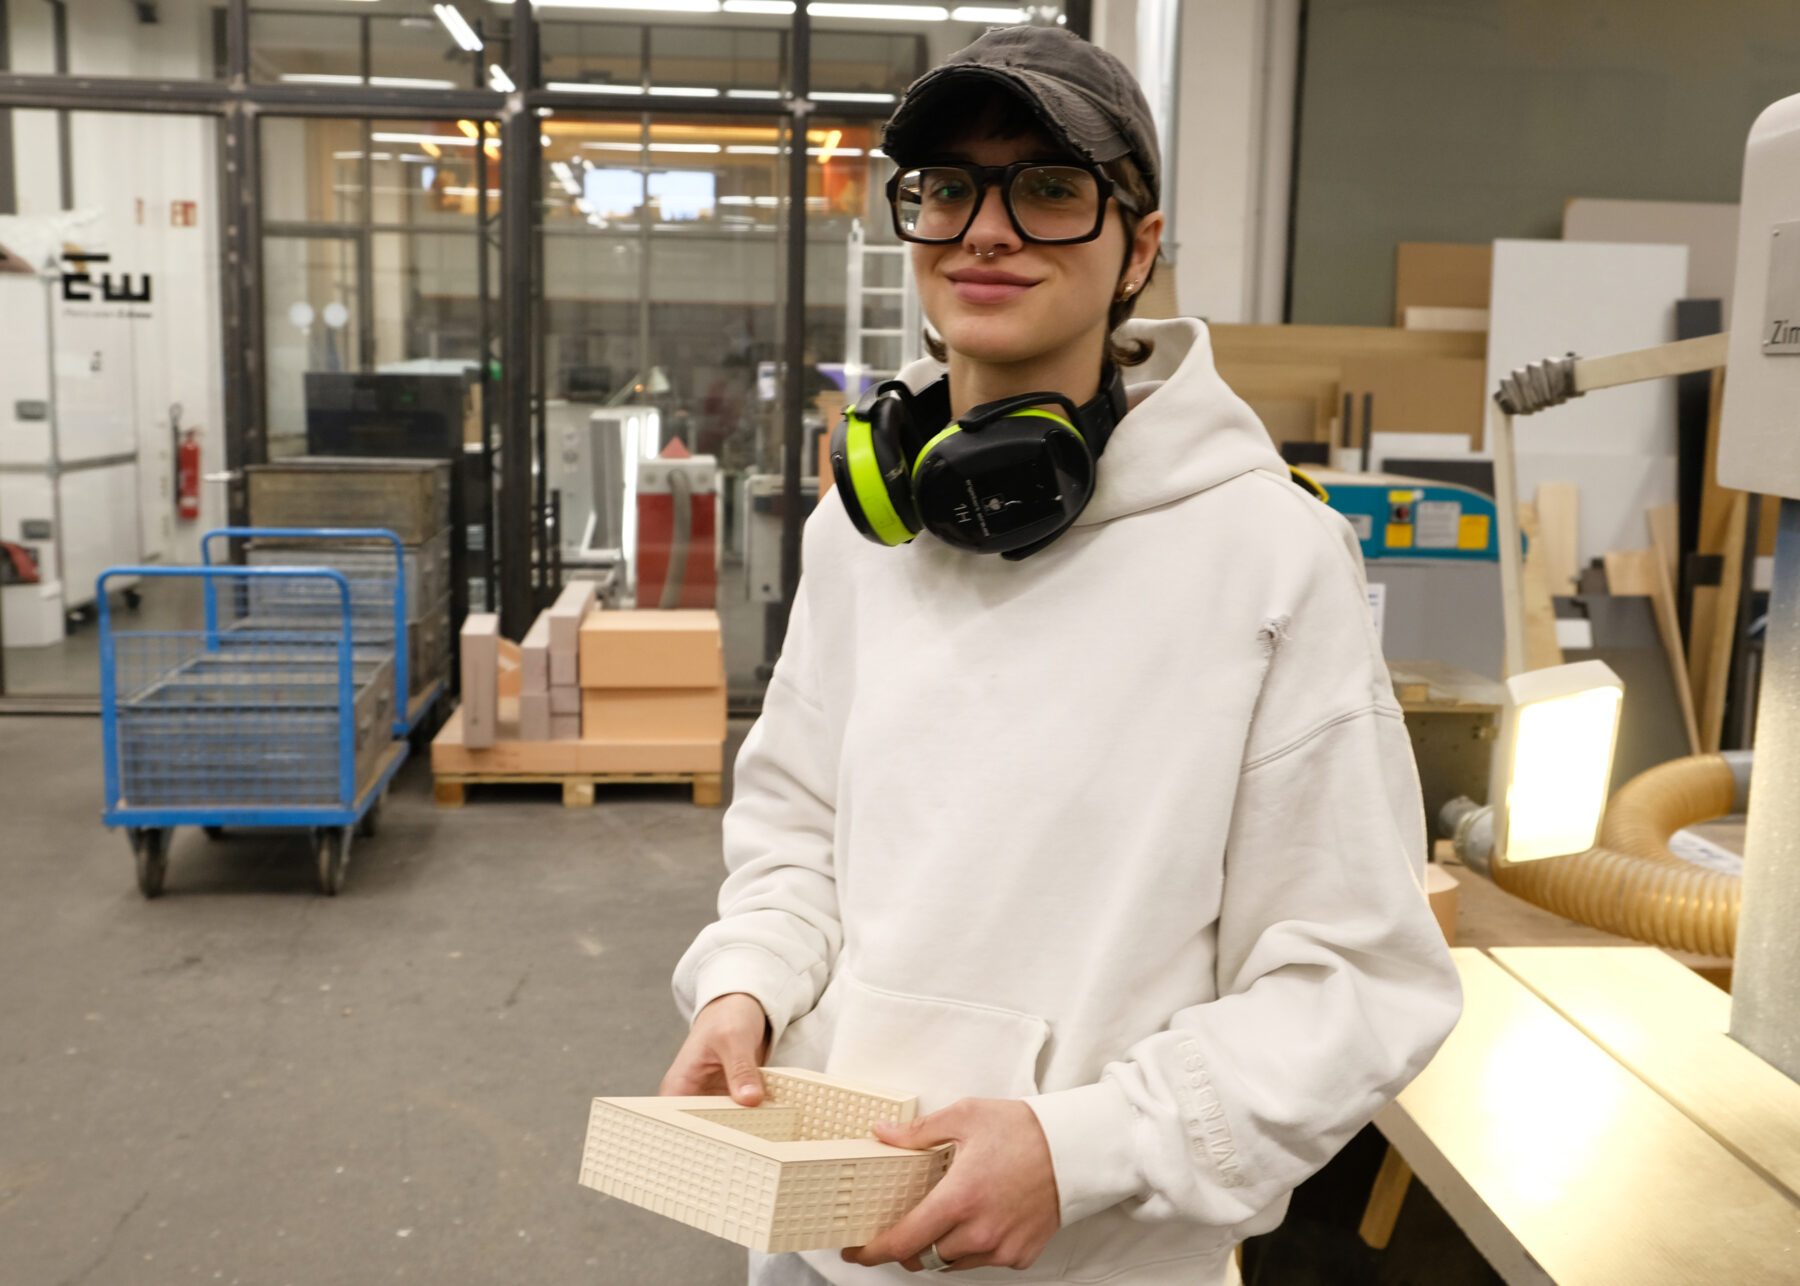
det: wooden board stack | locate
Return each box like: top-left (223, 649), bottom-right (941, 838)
top-left (578, 609), bottom-right (725, 774)
top-left (547, 579), bottom-right (596, 741)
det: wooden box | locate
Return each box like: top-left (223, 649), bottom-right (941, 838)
top-left (581, 686), bottom-right (726, 743)
top-left (579, 1068), bottom-right (950, 1253)
top-left (579, 609), bottom-right (722, 689)
top-left (246, 458), bottom-right (452, 544)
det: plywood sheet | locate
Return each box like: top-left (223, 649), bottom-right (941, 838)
top-left (459, 613), bottom-right (499, 750)
top-left (1488, 241), bottom-right (1687, 568)
top-left (1339, 356), bottom-right (1485, 444)
top-left (1393, 243), bottom-right (1492, 325)
top-left (1492, 947), bottom-right (1800, 1202)
top-left (1562, 198), bottom-right (1740, 324)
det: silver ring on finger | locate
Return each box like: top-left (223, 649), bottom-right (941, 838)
top-left (919, 1243), bottom-right (954, 1272)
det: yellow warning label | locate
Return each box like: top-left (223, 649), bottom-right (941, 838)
top-left (1458, 514), bottom-right (1491, 550)
top-left (1388, 489), bottom-right (1417, 503)
top-left (1387, 523), bottom-right (1415, 550)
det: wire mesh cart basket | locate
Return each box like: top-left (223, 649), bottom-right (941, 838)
top-left (97, 564), bottom-right (408, 898)
top-left (201, 526), bottom-right (447, 739)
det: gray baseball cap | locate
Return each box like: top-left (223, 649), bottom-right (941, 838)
top-left (880, 26), bottom-right (1161, 208)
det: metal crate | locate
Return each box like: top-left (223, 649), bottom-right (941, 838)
top-left (246, 527), bottom-right (451, 617)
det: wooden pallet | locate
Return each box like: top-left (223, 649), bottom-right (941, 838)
top-left (434, 770), bottom-right (722, 809)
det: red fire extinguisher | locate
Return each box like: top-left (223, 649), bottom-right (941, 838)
top-left (177, 428), bottom-right (202, 522)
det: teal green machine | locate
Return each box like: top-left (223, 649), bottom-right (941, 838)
top-left (1308, 469), bottom-right (1506, 680)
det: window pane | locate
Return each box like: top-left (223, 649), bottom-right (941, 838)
top-left (538, 113), bottom-right (791, 705)
top-left (540, 11), bottom-right (788, 98)
top-left (262, 236), bottom-right (361, 457)
top-left (262, 117), bottom-right (366, 225)
top-left (809, 6), bottom-right (1070, 102)
top-left (262, 117), bottom-right (499, 228)
top-left (250, 0), bottom-right (505, 92)
top-left (4, 0), bottom-right (222, 80)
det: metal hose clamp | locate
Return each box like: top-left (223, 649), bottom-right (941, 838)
top-left (1493, 353), bottom-right (1581, 416)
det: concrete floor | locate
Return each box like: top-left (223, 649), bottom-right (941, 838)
top-left (0, 715), bottom-right (753, 1286)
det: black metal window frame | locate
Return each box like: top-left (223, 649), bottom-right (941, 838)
top-left (0, 0), bottom-right (1088, 654)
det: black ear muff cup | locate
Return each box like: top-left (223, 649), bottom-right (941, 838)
top-left (913, 420), bottom-right (1095, 556)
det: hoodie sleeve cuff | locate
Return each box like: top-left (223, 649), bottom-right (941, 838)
top-left (1025, 1080), bottom-right (1145, 1226)
top-left (687, 945), bottom-right (810, 1046)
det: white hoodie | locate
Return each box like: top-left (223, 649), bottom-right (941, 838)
top-left (673, 317), bottom-right (1463, 1285)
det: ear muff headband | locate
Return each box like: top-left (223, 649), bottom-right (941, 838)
top-left (911, 407), bottom-right (1084, 483)
top-left (843, 412), bottom-right (916, 547)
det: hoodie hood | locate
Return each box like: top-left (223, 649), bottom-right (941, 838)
top-left (891, 316), bottom-right (1287, 530)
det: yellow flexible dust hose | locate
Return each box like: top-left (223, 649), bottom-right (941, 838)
top-left (1475, 753), bottom-right (1747, 957)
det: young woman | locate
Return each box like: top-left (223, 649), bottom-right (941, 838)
top-left (662, 26), bottom-right (1461, 1286)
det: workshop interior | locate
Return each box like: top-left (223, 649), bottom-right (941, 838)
top-left (2, 2), bottom-right (1797, 1284)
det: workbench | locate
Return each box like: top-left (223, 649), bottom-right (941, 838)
top-left (1373, 948), bottom-right (1800, 1283)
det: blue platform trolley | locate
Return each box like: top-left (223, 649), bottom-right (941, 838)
top-left (97, 563), bottom-right (408, 898)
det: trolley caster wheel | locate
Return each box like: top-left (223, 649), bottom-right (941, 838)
top-left (355, 793), bottom-right (383, 839)
top-left (132, 828), bottom-right (169, 898)
top-left (122, 588), bottom-right (143, 611)
top-left (203, 826), bottom-right (226, 841)
top-left (313, 826), bottom-right (350, 896)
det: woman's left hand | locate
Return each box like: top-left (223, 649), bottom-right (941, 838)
top-left (841, 1098), bottom-right (1062, 1273)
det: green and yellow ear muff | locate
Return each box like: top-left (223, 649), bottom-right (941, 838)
top-left (830, 388), bottom-right (922, 547)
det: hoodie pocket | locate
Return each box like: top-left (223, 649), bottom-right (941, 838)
top-left (801, 968), bottom-right (1050, 1111)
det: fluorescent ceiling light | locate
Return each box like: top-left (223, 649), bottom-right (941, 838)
top-left (331, 151), bottom-right (395, 161)
top-left (511, 0), bottom-right (720, 9)
top-left (445, 187), bottom-right (503, 198)
top-left (807, 146), bottom-right (863, 156)
top-left (489, 63), bottom-right (515, 93)
top-left (810, 90), bottom-right (897, 103)
top-left (548, 82), bottom-right (644, 94)
top-left (433, 4), bottom-right (484, 52)
top-left (725, 88), bottom-right (783, 99)
top-left (373, 131), bottom-right (480, 147)
top-left (648, 86), bottom-right (721, 98)
top-left (723, 0), bottom-right (794, 11)
top-left (281, 74), bottom-right (459, 89)
top-left (808, 3), bottom-right (948, 19)
top-left (584, 141), bottom-right (724, 153)
top-left (724, 144), bottom-right (782, 154)
top-left (950, 5), bottom-right (1026, 20)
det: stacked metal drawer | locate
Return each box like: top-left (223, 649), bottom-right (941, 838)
top-left (245, 458), bottom-right (454, 705)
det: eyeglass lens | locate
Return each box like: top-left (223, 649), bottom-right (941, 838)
top-left (895, 166), bottom-right (1101, 242)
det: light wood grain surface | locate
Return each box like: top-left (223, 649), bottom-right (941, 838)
top-left (1377, 950), bottom-right (1800, 1285)
top-left (1491, 947), bottom-right (1800, 1204)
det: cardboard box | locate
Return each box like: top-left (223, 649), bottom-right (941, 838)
top-left (549, 579), bottom-right (597, 687)
top-left (581, 686), bottom-right (726, 743)
top-left (579, 610), bottom-right (722, 689)
top-left (551, 713), bottom-right (581, 741)
top-left (551, 684), bottom-right (581, 716)
top-left (578, 739), bottom-right (724, 775)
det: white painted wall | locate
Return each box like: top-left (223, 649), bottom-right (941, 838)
top-left (4, 0), bottom-right (226, 568)
top-left (1092, 0), bottom-right (1297, 322)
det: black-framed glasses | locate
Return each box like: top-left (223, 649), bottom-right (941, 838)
top-left (885, 161), bottom-right (1138, 246)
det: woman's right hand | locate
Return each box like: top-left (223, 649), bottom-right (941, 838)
top-left (658, 992), bottom-right (771, 1106)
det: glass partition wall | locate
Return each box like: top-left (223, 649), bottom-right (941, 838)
top-left (0, 0), bottom-right (1078, 708)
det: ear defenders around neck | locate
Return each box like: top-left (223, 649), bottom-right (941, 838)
top-left (830, 365), bottom-right (1127, 561)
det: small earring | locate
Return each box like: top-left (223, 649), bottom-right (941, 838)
top-left (1119, 281), bottom-right (1137, 300)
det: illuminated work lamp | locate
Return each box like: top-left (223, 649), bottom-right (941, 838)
top-left (1488, 660), bottom-right (1624, 863)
